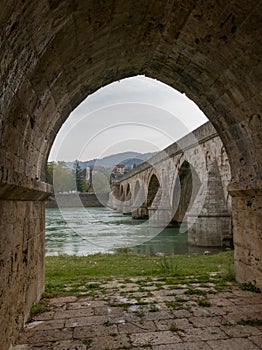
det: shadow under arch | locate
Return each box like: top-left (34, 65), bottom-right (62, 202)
top-left (171, 160), bottom-right (201, 227)
top-left (126, 183), bottom-right (131, 197)
top-left (133, 179), bottom-right (140, 198)
top-left (119, 185), bottom-right (124, 199)
top-left (146, 173), bottom-right (161, 211)
top-left (123, 182), bottom-right (132, 214)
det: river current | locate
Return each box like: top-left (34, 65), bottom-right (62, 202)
top-left (45, 207), bottom-right (224, 256)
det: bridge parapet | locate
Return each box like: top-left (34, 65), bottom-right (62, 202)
top-left (119, 122), bottom-right (217, 182)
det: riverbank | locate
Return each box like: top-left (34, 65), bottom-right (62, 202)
top-left (44, 251), bottom-right (235, 298)
top-left (46, 192), bottom-right (109, 208)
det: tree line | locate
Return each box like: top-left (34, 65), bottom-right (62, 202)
top-left (46, 160), bottom-right (110, 193)
top-left (46, 160), bottom-right (88, 193)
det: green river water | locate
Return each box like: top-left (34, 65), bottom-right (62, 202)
top-left (45, 207), bottom-right (225, 256)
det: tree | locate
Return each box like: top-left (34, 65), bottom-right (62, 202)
top-left (73, 160), bottom-right (84, 192)
top-left (52, 161), bottom-right (75, 193)
top-left (46, 161), bottom-right (55, 185)
top-left (92, 171), bottom-right (111, 193)
top-left (83, 178), bottom-right (89, 192)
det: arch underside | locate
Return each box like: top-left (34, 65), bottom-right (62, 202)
top-left (0, 0), bottom-right (261, 193)
top-left (0, 1), bottom-right (261, 349)
top-left (147, 174), bottom-right (160, 209)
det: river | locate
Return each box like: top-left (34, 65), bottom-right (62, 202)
top-left (45, 207), bottom-right (225, 256)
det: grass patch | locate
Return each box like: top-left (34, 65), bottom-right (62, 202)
top-left (134, 310), bottom-right (145, 317)
top-left (83, 338), bottom-right (92, 346)
top-left (109, 302), bottom-right (132, 310)
top-left (175, 297), bottom-right (187, 303)
top-left (240, 282), bottom-right (261, 293)
top-left (236, 318), bottom-right (262, 326)
top-left (197, 298), bottom-right (211, 307)
top-left (165, 301), bottom-right (183, 310)
top-left (30, 303), bottom-right (46, 317)
top-left (149, 305), bottom-right (159, 312)
top-left (169, 323), bottom-right (179, 332)
top-left (159, 256), bottom-right (177, 274)
top-left (44, 251), bottom-right (234, 297)
top-left (184, 288), bottom-right (208, 296)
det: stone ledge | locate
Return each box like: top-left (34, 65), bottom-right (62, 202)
top-left (0, 182), bottom-right (53, 201)
top-left (228, 182), bottom-right (262, 197)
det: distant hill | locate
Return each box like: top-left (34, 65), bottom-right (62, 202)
top-left (65, 151), bottom-right (157, 170)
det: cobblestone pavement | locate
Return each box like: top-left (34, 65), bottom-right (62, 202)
top-left (14, 277), bottom-right (262, 349)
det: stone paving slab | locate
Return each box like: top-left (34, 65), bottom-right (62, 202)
top-left (152, 341), bottom-right (212, 350)
top-left (14, 277), bottom-right (262, 349)
top-left (207, 337), bottom-right (260, 349)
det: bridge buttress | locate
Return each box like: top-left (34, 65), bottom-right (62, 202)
top-left (187, 162), bottom-right (231, 247)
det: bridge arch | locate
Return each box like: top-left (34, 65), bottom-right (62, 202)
top-left (132, 179), bottom-right (141, 207)
top-left (171, 160), bottom-right (201, 226)
top-left (0, 2), bottom-right (261, 348)
top-left (131, 178), bottom-right (148, 219)
top-left (133, 180), bottom-right (141, 199)
top-left (147, 173), bottom-right (161, 209)
top-left (122, 182), bottom-right (132, 214)
top-left (126, 183), bottom-right (131, 198)
top-left (119, 185), bottom-right (124, 199)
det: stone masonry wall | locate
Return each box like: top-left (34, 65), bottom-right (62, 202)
top-left (0, 1), bottom-right (261, 348)
top-left (231, 192), bottom-right (262, 287)
top-left (0, 200), bottom-right (45, 350)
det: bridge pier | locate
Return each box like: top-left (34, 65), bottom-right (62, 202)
top-left (148, 187), bottom-right (173, 227)
top-left (131, 187), bottom-right (148, 219)
top-left (132, 204), bottom-right (148, 219)
top-left (0, 182), bottom-right (52, 349)
top-left (187, 213), bottom-right (231, 247)
top-left (148, 207), bottom-right (173, 227)
top-left (122, 193), bottom-right (132, 214)
top-left (187, 162), bottom-right (232, 247)
top-left (115, 193), bottom-right (125, 213)
top-left (122, 203), bottom-right (132, 214)
top-left (107, 181), bottom-right (120, 210)
top-left (228, 185), bottom-right (262, 288)
top-left (107, 191), bottom-right (117, 210)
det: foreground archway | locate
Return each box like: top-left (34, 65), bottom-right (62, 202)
top-left (0, 1), bottom-right (261, 348)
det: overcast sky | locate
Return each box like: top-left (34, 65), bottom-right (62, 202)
top-left (49, 75), bottom-right (208, 161)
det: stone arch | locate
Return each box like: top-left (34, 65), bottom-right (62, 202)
top-left (0, 2), bottom-right (261, 189)
top-left (133, 179), bottom-right (140, 198)
top-left (171, 160), bottom-right (201, 225)
top-left (131, 178), bottom-right (148, 219)
top-left (119, 185), bottom-right (124, 198)
top-left (221, 146), bottom-right (228, 166)
top-left (126, 183), bottom-right (131, 197)
top-left (205, 151), bottom-right (212, 170)
top-left (132, 179), bottom-right (141, 206)
top-left (0, 2), bottom-right (261, 348)
top-left (122, 182), bottom-right (132, 214)
top-left (147, 174), bottom-right (160, 208)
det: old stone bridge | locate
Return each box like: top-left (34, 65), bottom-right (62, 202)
top-left (109, 122), bottom-right (232, 248)
top-left (0, 1), bottom-right (261, 349)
